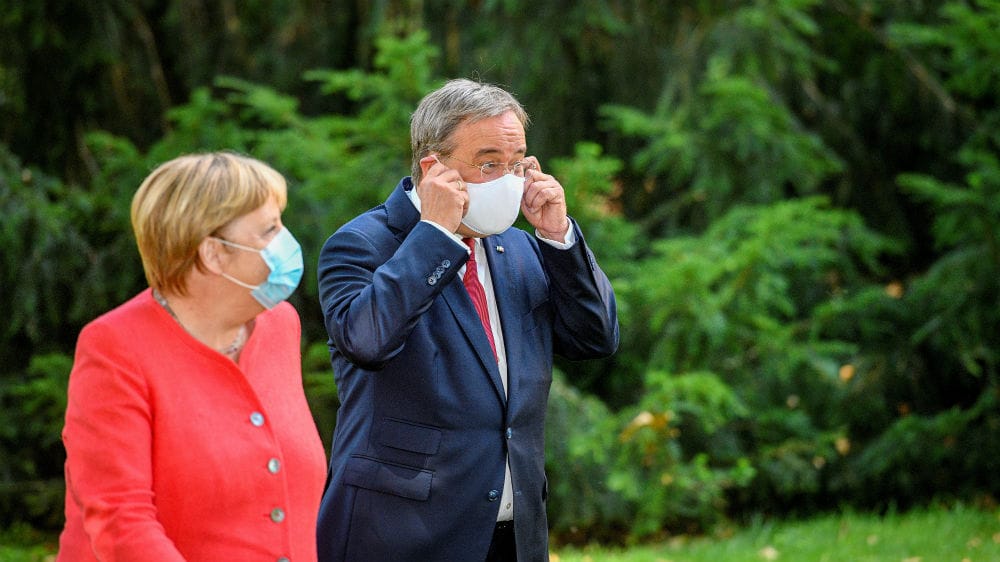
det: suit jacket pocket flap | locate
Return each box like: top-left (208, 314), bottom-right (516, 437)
top-left (343, 455), bottom-right (433, 501)
top-left (378, 418), bottom-right (442, 455)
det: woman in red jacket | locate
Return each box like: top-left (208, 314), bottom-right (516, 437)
top-left (57, 152), bottom-right (327, 562)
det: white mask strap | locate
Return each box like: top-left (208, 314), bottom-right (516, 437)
top-left (213, 236), bottom-right (261, 253)
top-left (220, 272), bottom-right (258, 290)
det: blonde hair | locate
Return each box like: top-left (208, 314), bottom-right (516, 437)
top-left (130, 152), bottom-right (288, 295)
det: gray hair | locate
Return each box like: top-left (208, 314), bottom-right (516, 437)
top-left (410, 78), bottom-right (530, 181)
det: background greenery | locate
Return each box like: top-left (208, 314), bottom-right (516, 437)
top-left (1, 0), bottom-right (998, 549)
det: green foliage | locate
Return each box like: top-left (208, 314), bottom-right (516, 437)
top-left (901, 156), bottom-right (1000, 383)
top-left (889, 1), bottom-right (1000, 102)
top-left (749, 408), bottom-right (839, 501)
top-left (805, 2), bottom-right (1000, 516)
top-left (0, 145), bottom-right (142, 361)
top-left (624, 197), bottom-right (894, 386)
top-left (816, 108), bottom-right (1000, 510)
top-left (545, 371), bottom-right (631, 545)
top-left (893, 107), bottom-right (1000, 390)
top-left (0, 353), bottom-right (71, 529)
top-left (615, 197), bottom-right (903, 523)
top-left (609, 371), bottom-right (754, 539)
top-left (548, 141), bottom-right (637, 277)
top-left (605, 71), bottom-right (841, 218)
top-left (833, 389), bottom-right (1000, 508)
top-left (600, 0), bottom-right (842, 233)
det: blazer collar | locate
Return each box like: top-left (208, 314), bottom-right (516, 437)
top-left (387, 177), bottom-right (421, 238)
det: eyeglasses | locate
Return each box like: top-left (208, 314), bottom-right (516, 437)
top-left (440, 154), bottom-right (534, 181)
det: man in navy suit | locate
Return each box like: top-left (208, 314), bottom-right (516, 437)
top-left (315, 78), bottom-right (619, 562)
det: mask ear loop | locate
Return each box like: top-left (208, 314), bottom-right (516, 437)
top-left (213, 236), bottom-right (262, 254)
top-left (220, 272), bottom-right (259, 290)
top-left (210, 237), bottom-right (262, 291)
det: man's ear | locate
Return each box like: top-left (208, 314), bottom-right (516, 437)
top-left (417, 154), bottom-right (440, 182)
top-left (198, 237), bottom-right (225, 274)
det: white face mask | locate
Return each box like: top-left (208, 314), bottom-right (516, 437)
top-left (461, 173), bottom-right (525, 236)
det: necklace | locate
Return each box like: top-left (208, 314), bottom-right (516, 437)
top-left (153, 289), bottom-right (248, 356)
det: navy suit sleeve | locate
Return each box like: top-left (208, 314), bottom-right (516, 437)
top-left (537, 218), bottom-right (620, 360)
top-left (317, 219), bottom-right (469, 370)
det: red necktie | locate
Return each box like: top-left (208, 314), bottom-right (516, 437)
top-left (462, 238), bottom-right (498, 360)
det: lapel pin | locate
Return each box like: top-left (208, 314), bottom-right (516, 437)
top-left (495, 245), bottom-right (505, 253)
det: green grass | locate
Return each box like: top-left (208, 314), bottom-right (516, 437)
top-left (551, 505), bottom-right (1000, 562)
top-left (2, 505), bottom-right (998, 561)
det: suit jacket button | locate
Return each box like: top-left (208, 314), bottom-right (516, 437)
top-left (427, 276), bottom-right (437, 285)
top-left (488, 489), bottom-right (500, 501)
top-left (442, 259), bottom-right (451, 268)
top-left (506, 427), bottom-right (512, 439)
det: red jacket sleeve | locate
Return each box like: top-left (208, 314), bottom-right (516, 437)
top-left (62, 320), bottom-right (187, 562)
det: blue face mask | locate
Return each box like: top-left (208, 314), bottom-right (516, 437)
top-left (214, 227), bottom-right (304, 309)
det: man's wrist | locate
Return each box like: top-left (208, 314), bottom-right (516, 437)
top-left (536, 218), bottom-right (576, 249)
top-left (537, 219), bottom-right (570, 242)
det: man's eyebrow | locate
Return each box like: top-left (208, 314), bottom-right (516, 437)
top-left (473, 146), bottom-right (527, 159)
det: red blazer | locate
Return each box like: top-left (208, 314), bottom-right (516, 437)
top-left (57, 289), bottom-right (327, 562)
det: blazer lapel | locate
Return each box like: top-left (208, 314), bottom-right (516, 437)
top-left (484, 233), bottom-right (520, 403)
top-left (441, 252), bottom-right (506, 407)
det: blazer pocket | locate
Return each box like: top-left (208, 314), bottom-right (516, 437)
top-left (378, 417), bottom-right (442, 455)
top-left (343, 455), bottom-right (433, 501)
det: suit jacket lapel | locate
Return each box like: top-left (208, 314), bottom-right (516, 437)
top-left (440, 247), bottom-right (507, 408)
top-left (484, 232), bottom-right (520, 404)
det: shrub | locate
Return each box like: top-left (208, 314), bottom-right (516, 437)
top-left (0, 353), bottom-right (72, 530)
top-left (608, 370), bottom-right (755, 539)
top-left (832, 388), bottom-right (1000, 509)
top-left (545, 371), bottom-right (631, 545)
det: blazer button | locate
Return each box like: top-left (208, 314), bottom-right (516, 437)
top-left (442, 259), bottom-right (451, 268)
top-left (271, 507), bottom-right (286, 523)
top-left (488, 489), bottom-right (500, 501)
top-left (427, 276), bottom-right (437, 285)
top-left (506, 427), bottom-right (513, 439)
